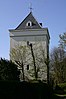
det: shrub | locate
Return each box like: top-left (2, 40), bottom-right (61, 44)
top-left (0, 58), bottom-right (20, 81)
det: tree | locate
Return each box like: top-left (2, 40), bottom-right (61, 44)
top-left (59, 32), bottom-right (66, 51)
top-left (50, 47), bottom-right (66, 84)
top-left (60, 57), bottom-right (66, 82)
top-left (50, 32), bottom-right (66, 85)
top-left (0, 58), bottom-right (20, 81)
top-left (27, 42), bottom-right (48, 81)
top-left (10, 42), bottom-right (48, 82)
top-left (28, 43), bottom-right (37, 80)
top-left (10, 44), bottom-right (27, 80)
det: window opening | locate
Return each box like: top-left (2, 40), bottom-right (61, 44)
top-left (28, 23), bottom-right (30, 26)
top-left (27, 65), bottom-right (29, 70)
top-left (27, 41), bottom-right (29, 46)
top-left (26, 21), bottom-right (32, 26)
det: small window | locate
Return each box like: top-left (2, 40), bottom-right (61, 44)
top-left (27, 65), bottom-right (29, 70)
top-left (27, 41), bottom-right (29, 46)
top-left (26, 21), bottom-right (32, 26)
top-left (28, 23), bottom-right (30, 26)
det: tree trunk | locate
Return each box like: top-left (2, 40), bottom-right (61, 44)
top-left (22, 61), bottom-right (25, 80)
top-left (30, 44), bottom-right (37, 80)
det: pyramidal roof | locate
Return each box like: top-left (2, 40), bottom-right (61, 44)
top-left (15, 12), bottom-right (42, 30)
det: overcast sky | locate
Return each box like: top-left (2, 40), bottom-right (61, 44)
top-left (0, 0), bottom-right (66, 59)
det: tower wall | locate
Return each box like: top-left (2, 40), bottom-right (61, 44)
top-left (9, 29), bottom-right (50, 81)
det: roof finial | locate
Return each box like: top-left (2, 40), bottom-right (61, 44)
top-left (29, 3), bottom-right (33, 13)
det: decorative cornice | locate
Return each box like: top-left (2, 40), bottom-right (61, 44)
top-left (10, 34), bottom-right (47, 37)
top-left (9, 28), bottom-right (48, 32)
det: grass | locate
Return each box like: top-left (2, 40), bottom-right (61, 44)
top-left (55, 94), bottom-right (66, 96)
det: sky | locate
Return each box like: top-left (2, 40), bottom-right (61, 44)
top-left (0, 0), bottom-right (66, 59)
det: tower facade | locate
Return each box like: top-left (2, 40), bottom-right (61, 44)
top-left (9, 12), bottom-right (50, 81)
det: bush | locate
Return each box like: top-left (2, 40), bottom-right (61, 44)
top-left (54, 85), bottom-right (64, 94)
top-left (0, 81), bottom-right (54, 99)
top-left (0, 58), bottom-right (20, 81)
top-left (58, 83), bottom-right (66, 93)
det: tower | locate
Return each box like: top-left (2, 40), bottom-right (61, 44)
top-left (9, 12), bottom-right (50, 81)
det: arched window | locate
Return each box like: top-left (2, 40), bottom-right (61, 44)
top-left (26, 21), bottom-right (32, 26)
top-left (28, 22), bottom-right (30, 26)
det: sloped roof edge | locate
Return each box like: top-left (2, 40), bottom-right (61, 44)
top-left (15, 12), bottom-right (42, 30)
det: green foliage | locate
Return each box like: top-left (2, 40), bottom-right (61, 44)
top-left (50, 47), bottom-right (66, 84)
top-left (53, 83), bottom-right (66, 98)
top-left (58, 83), bottom-right (66, 93)
top-left (0, 58), bottom-right (20, 81)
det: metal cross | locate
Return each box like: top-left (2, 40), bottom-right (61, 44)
top-left (29, 3), bottom-right (33, 12)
